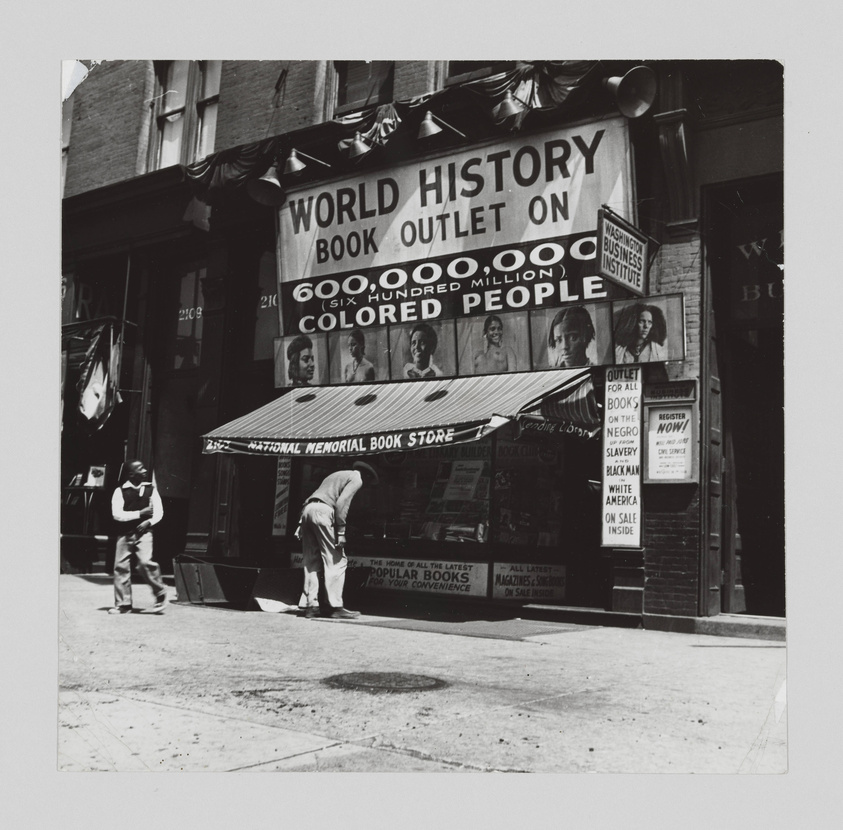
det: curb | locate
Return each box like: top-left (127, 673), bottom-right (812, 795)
top-left (643, 613), bottom-right (786, 641)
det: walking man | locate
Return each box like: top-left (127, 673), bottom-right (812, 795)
top-left (108, 459), bottom-right (168, 614)
top-left (297, 461), bottom-right (379, 619)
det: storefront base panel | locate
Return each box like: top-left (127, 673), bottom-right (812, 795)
top-left (612, 585), bottom-right (644, 614)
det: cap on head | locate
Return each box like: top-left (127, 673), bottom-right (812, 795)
top-left (125, 459), bottom-right (148, 482)
top-left (352, 460), bottom-right (379, 485)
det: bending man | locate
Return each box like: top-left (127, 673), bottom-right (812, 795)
top-left (297, 461), bottom-right (379, 619)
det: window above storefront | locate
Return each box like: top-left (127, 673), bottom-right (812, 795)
top-left (148, 60), bottom-right (221, 171)
top-left (333, 61), bottom-right (394, 116)
top-left (445, 60), bottom-right (517, 85)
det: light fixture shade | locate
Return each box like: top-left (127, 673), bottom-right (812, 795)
top-left (246, 166), bottom-right (287, 206)
top-left (492, 90), bottom-right (525, 120)
top-left (348, 132), bottom-right (372, 159)
top-left (284, 149), bottom-right (307, 175)
top-left (602, 65), bottom-right (657, 118)
top-left (418, 111), bottom-right (443, 139)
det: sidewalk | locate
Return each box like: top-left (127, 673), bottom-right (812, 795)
top-left (58, 574), bottom-right (787, 773)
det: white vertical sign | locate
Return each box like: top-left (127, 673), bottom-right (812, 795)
top-left (271, 457), bottom-right (292, 536)
top-left (602, 366), bottom-right (642, 547)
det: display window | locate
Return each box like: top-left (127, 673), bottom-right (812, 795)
top-left (172, 266), bottom-right (206, 370)
top-left (253, 251), bottom-right (279, 361)
top-left (294, 443), bottom-right (491, 546)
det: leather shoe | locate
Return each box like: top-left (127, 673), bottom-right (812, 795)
top-left (328, 607), bottom-right (360, 619)
top-left (302, 606), bottom-right (321, 619)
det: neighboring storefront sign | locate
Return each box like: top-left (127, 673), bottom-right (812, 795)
top-left (492, 563), bottom-right (566, 601)
top-left (515, 413), bottom-right (597, 442)
top-left (596, 207), bottom-right (649, 295)
top-left (277, 118), bottom-right (633, 334)
top-left (601, 365), bottom-right (642, 547)
top-left (271, 457), bottom-right (292, 536)
top-left (290, 553), bottom-right (488, 597)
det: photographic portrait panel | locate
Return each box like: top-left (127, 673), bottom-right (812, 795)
top-left (329, 326), bottom-right (389, 384)
top-left (611, 295), bottom-right (685, 364)
top-left (389, 319), bottom-right (456, 380)
top-left (529, 303), bottom-right (611, 370)
top-left (457, 311), bottom-right (529, 376)
top-left (274, 332), bottom-right (328, 388)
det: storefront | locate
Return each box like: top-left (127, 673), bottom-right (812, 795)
top-left (59, 60), bottom-right (783, 621)
top-left (201, 114), bottom-right (690, 612)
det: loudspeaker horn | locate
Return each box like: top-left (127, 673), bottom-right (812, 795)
top-left (246, 165), bottom-right (288, 206)
top-left (603, 65), bottom-right (657, 119)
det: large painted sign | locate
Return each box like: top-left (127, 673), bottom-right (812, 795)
top-left (601, 365), bottom-right (642, 547)
top-left (277, 118), bottom-right (633, 334)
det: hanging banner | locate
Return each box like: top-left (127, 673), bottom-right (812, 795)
top-left (277, 117), bottom-right (634, 334)
top-left (601, 365), bottom-right (642, 547)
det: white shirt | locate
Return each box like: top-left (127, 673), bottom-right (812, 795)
top-left (111, 480), bottom-right (164, 525)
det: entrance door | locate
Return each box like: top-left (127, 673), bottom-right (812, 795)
top-left (704, 175), bottom-right (784, 616)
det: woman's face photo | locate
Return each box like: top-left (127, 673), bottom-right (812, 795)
top-left (635, 310), bottom-right (654, 344)
top-left (294, 348), bottom-right (315, 382)
top-left (347, 336), bottom-right (363, 361)
top-left (410, 329), bottom-right (433, 366)
top-left (552, 317), bottom-right (588, 367)
top-left (485, 318), bottom-right (503, 346)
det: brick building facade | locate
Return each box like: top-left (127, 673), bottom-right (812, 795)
top-left (61, 60), bottom-right (783, 624)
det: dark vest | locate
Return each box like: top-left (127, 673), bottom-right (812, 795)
top-left (118, 483), bottom-right (152, 533)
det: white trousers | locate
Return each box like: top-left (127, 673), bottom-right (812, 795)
top-left (113, 532), bottom-right (166, 609)
top-left (299, 502), bottom-right (347, 609)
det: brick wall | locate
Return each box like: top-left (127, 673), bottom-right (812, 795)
top-left (641, 234), bottom-right (703, 616)
top-left (215, 61), bottom-right (329, 149)
top-left (64, 60), bottom-right (442, 198)
top-left (394, 61), bottom-right (438, 99)
top-left (642, 485), bottom-right (701, 616)
top-left (64, 61), bottom-right (152, 198)
top-left (649, 235), bottom-right (702, 381)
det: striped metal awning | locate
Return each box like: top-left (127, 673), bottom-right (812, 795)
top-left (203, 368), bottom-right (595, 457)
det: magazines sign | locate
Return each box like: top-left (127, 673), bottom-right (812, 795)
top-left (601, 365), bottom-right (642, 547)
top-left (277, 118), bottom-right (634, 334)
top-left (492, 563), bottom-right (566, 601)
top-left (596, 207), bottom-right (648, 296)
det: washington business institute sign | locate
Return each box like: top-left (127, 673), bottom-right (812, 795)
top-left (276, 116), bottom-right (635, 335)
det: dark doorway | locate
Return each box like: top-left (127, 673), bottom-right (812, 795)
top-left (706, 175), bottom-right (784, 616)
